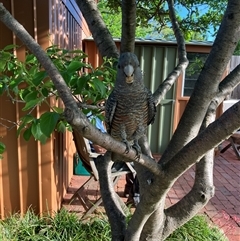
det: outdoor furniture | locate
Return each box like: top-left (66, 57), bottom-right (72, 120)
top-left (70, 129), bottom-right (136, 216)
top-left (220, 100), bottom-right (240, 160)
top-left (220, 131), bottom-right (240, 160)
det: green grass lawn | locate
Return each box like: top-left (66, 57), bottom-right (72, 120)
top-left (0, 209), bottom-right (227, 241)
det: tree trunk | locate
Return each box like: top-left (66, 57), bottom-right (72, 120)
top-left (120, 0), bottom-right (136, 53)
top-left (75, 0), bottom-right (119, 59)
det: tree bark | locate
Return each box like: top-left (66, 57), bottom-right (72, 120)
top-left (153, 0), bottom-right (189, 106)
top-left (75, 0), bottom-right (119, 59)
top-left (95, 153), bottom-right (127, 241)
top-left (160, 0), bottom-right (240, 165)
top-left (120, 0), bottom-right (136, 53)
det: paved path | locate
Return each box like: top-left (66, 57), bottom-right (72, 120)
top-left (63, 142), bottom-right (240, 241)
top-left (163, 146), bottom-right (240, 241)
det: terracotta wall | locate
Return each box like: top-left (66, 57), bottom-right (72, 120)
top-left (0, 0), bottom-right (87, 218)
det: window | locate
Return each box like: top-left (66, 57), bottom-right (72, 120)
top-left (183, 52), bottom-right (208, 96)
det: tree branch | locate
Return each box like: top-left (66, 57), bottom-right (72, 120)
top-left (218, 64), bottom-right (240, 97)
top-left (153, 0), bottom-right (188, 106)
top-left (160, 0), bottom-right (240, 164)
top-left (120, 0), bottom-right (136, 53)
top-left (163, 101), bottom-right (240, 181)
top-left (162, 107), bottom-right (216, 239)
top-left (75, 0), bottom-right (119, 59)
top-left (156, 59), bottom-right (240, 238)
top-left (95, 153), bottom-right (127, 241)
top-left (164, 61), bottom-right (240, 184)
top-left (162, 180), bottom-right (213, 239)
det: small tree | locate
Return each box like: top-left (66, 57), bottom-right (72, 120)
top-left (1, 0), bottom-right (240, 240)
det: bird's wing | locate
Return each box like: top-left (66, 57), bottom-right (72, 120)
top-left (146, 88), bottom-right (156, 125)
top-left (105, 91), bottom-right (117, 133)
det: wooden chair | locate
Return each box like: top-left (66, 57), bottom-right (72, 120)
top-left (220, 131), bottom-right (240, 160)
top-left (220, 100), bottom-right (240, 160)
top-left (70, 129), bottom-right (136, 216)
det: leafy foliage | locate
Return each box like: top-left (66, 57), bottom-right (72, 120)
top-left (98, 0), bottom-right (154, 38)
top-left (166, 215), bottom-right (227, 241)
top-left (0, 45), bottom-right (116, 144)
top-left (233, 41), bottom-right (240, 56)
top-left (0, 209), bottom-right (227, 241)
top-left (0, 142), bottom-right (5, 159)
top-left (99, 0), bottom-right (228, 40)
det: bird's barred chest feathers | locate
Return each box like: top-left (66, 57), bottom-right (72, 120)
top-left (110, 91), bottom-right (150, 140)
top-left (115, 89), bottom-right (149, 115)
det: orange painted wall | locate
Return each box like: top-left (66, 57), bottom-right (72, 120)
top-left (0, 0), bottom-right (81, 218)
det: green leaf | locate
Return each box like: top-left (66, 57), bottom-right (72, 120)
top-left (32, 71), bottom-right (46, 86)
top-left (29, 65), bottom-right (38, 76)
top-left (43, 81), bottom-right (54, 88)
top-left (31, 122), bottom-right (43, 140)
top-left (17, 115), bottom-right (35, 136)
top-left (0, 51), bottom-right (11, 60)
top-left (69, 49), bottom-right (86, 55)
top-left (23, 127), bottom-right (32, 141)
top-left (67, 61), bottom-right (84, 73)
top-left (22, 114), bottom-right (35, 124)
top-left (61, 71), bottom-right (72, 85)
top-left (20, 89), bottom-right (30, 101)
top-left (7, 62), bottom-right (14, 71)
top-left (22, 97), bottom-right (43, 111)
top-left (66, 124), bottom-right (72, 132)
top-left (23, 91), bottom-right (38, 102)
top-left (92, 78), bottom-right (106, 96)
top-left (0, 142), bottom-right (6, 154)
top-left (9, 77), bottom-right (24, 90)
top-left (30, 122), bottom-right (48, 143)
top-left (69, 76), bottom-right (79, 87)
top-left (57, 121), bottom-right (66, 133)
top-left (94, 69), bottom-right (105, 76)
top-left (41, 88), bottom-right (49, 97)
top-left (25, 54), bottom-right (36, 64)
top-left (39, 134), bottom-right (48, 144)
top-left (0, 52), bottom-right (12, 71)
top-left (39, 112), bottom-right (60, 138)
top-left (76, 75), bottom-right (89, 92)
top-left (52, 106), bottom-right (64, 114)
top-left (3, 44), bottom-right (18, 51)
top-left (61, 48), bottom-right (69, 56)
top-left (0, 82), bottom-right (7, 95)
top-left (0, 60), bottom-right (6, 71)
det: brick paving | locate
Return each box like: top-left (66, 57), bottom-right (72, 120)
top-left (63, 142), bottom-right (240, 241)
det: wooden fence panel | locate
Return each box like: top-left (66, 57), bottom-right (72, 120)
top-left (0, 94), bottom-right (21, 217)
top-left (0, 0), bottom-right (86, 218)
top-left (49, 0), bottom-right (84, 50)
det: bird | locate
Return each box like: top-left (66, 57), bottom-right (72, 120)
top-left (105, 52), bottom-right (156, 157)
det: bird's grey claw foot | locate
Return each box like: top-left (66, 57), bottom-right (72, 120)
top-left (123, 141), bottom-right (131, 154)
top-left (132, 144), bottom-right (141, 160)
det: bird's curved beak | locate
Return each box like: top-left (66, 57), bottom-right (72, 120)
top-left (124, 64), bottom-right (134, 83)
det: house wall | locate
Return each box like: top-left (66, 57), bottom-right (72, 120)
top-left (0, 0), bottom-right (86, 218)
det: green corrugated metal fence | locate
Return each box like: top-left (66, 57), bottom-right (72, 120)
top-left (134, 45), bottom-right (178, 153)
